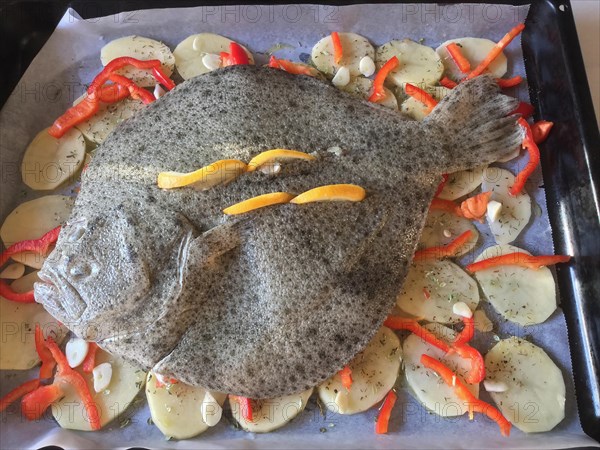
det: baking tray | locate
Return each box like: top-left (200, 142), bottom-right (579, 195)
top-left (1, 0), bottom-right (599, 444)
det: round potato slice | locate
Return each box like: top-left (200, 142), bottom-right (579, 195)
top-left (0, 195), bottom-right (74, 269)
top-left (418, 210), bottom-right (479, 256)
top-left (146, 372), bottom-right (227, 439)
top-left (174, 33), bottom-right (254, 80)
top-left (0, 263), bottom-right (25, 279)
top-left (473, 244), bottom-right (557, 325)
top-left (340, 77), bottom-right (398, 110)
top-left (311, 32), bottom-right (374, 77)
top-left (75, 98), bottom-right (146, 145)
top-left (485, 337), bottom-right (566, 432)
top-left (400, 85), bottom-right (451, 121)
top-left (403, 323), bottom-right (479, 417)
top-left (21, 128), bottom-right (85, 191)
top-left (375, 40), bottom-right (444, 87)
top-left (0, 298), bottom-right (66, 370)
top-left (231, 388), bottom-right (313, 432)
top-left (318, 326), bottom-right (401, 415)
top-left (436, 38), bottom-right (507, 81)
top-left (481, 168), bottom-right (531, 244)
top-left (397, 260), bottom-right (479, 324)
top-left (52, 348), bottom-right (145, 430)
top-left (437, 165), bottom-right (488, 200)
top-left (100, 35), bottom-right (175, 87)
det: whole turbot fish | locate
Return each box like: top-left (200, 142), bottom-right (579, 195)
top-left (35, 66), bottom-right (522, 398)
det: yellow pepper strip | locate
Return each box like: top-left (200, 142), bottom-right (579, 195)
top-left (246, 149), bottom-right (315, 172)
top-left (223, 192), bottom-right (296, 215)
top-left (290, 184), bottom-right (366, 204)
top-left (157, 159), bottom-right (247, 189)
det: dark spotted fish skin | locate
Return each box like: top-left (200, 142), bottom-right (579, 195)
top-left (35, 66), bottom-right (521, 398)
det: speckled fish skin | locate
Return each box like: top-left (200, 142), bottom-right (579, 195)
top-left (35, 66), bottom-right (521, 398)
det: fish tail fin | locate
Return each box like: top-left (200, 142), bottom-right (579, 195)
top-left (422, 75), bottom-right (523, 174)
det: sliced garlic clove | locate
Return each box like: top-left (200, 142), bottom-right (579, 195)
top-left (202, 53), bottom-right (222, 71)
top-left (93, 362), bottom-right (113, 393)
top-left (359, 56), bottom-right (375, 77)
top-left (332, 66), bottom-right (350, 87)
top-left (483, 379), bottom-right (508, 393)
top-left (200, 391), bottom-right (223, 427)
top-left (65, 337), bottom-right (89, 368)
top-left (452, 301), bottom-right (473, 318)
top-left (486, 200), bottom-right (502, 223)
top-left (153, 84), bottom-right (166, 100)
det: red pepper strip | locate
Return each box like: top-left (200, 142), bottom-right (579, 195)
top-left (446, 42), bottom-right (471, 73)
top-left (420, 354), bottom-right (511, 436)
top-left (510, 118), bottom-right (540, 196)
top-left (107, 74), bottom-right (155, 105)
top-left (88, 57), bottom-right (163, 95)
top-left (453, 315), bottom-right (475, 346)
top-left (414, 230), bottom-right (473, 261)
top-left (0, 379), bottom-right (40, 413)
top-left (82, 343), bottom-right (99, 373)
top-left (433, 173), bottom-right (450, 196)
top-left (384, 316), bottom-right (450, 353)
top-left (423, 287), bottom-right (431, 300)
top-left (405, 83), bottom-right (438, 111)
top-left (430, 198), bottom-right (462, 216)
top-left (460, 191), bottom-right (492, 222)
top-left (230, 395), bottom-right (253, 422)
top-left (221, 42), bottom-right (250, 67)
top-left (467, 23), bottom-right (525, 80)
top-left (154, 374), bottom-right (179, 389)
top-left (339, 365), bottom-right (353, 390)
top-left (0, 226), bottom-right (61, 268)
top-left (531, 120), bottom-right (554, 144)
top-left (152, 67), bottom-right (176, 91)
top-left (21, 383), bottom-right (64, 421)
top-left (448, 344), bottom-right (486, 384)
top-left (466, 252), bottom-right (571, 273)
top-left (48, 95), bottom-right (99, 138)
top-left (35, 324), bottom-right (56, 379)
top-left (495, 75), bottom-right (523, 88)
top-left (44, 337), bottom-right (101, 430)
top-left (268, 55), bottom-right (318, 77)
top-left (375, 390), bottom-right (397, 434)
top-left (511, 101), bottom-right (535, 119)
top-left (97, 83), bottom-right (130, 104)
top-left (439, 77), bottom-right (458, 89)
top-left (331, 31), bottom-right (343, 65)
top-left (0, 280), bottom-right (35, 303)
top-left (368, 56), bottom-right (399, 103)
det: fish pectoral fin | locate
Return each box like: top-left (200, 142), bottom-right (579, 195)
top-left (187, 218), bottom-right (252, 267)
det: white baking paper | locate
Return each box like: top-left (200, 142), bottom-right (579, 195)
top-left (1, 3), bottom-right (598, 449)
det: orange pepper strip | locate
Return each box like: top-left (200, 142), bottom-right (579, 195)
top-left (48, 95), bottom-right (99, 138)
top-left (448, 344), bottom-right (486, 384)
top-left (35, 324), bottom-right (56, 379)
top-left (460, 191), bottom-right (492, 222)
top-left (531, 120), bottom-right (554, 144)
top-left (430, 198), bottom-right (463, 216)
top-left (375, 390), bottom-right (397, 434)
top-left (446, 42), bottom-right (471, 73)
top-left (82, 343), bottom-right (99, 373)
top-left (453, 316), bottom-right (475, 346)
top-left (384, 316), bottom-right (451, 353)
top-left (339, 366), bottom-right (353, 390)
top-left (368, 56), bottom-right (399, 103)
top-left (439, 77), bottom-right (458, 89)
top-left (467, 23), bottom-right (525, 79)
top-left (230, 395), bottom-right (253, 421)
top-left (510, 118), bottom-right (540, 196)
top-left (405, 83), bottom-right (438, 111)
top-left (21, 383), bottom-right (64, 420)
top-left (268, 55), bottom-right (318, 77)
top-left (420, 354), bottom-right (511, 436)
top-left (433, 174), bottom-right (450, 196)
top-left (495, 75), bottom-right (523, 88)
top-left (331, 32), bottom-right (343, 65)
top-left (0, 379), bottom-right (40, 413)
top-left (414, 230), bottom-right (473, 261)
top-left (466, 252), bottom-right (571, 273)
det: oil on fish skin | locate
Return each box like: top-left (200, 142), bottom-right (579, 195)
top-left (35, 65), bottom-right (522, 398)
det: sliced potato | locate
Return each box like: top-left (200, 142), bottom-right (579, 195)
top-left (53, 348), bottom-right (145, 430)
top-left (75, 98), bottom-right (146, 144)
top-left (0, 195), bottom-right (74, 269)
top-left (340, 77), bottom-right (398, 110)
top-left (400, 85), bottom-right (451, 121)
top-left (397, 260), bottom-right (479, 324)
top-left (0, 263), bottom-right (25, 279)
top-left (481, 168), bottom-right (531, 244)
top-left (231, 388), bottom-right (313, 432)
top-left (311, 33), bottom-right (374, 77)
top-left (100, 35), bottom-right (175, 87)
top-left (473, 309), bottom-right (494, 332)
top-left (21, 128), bottom-right (85, 191)
top-left (436, 38), bottom-right (507, 81)
top-left (174, 33), bottom-right (254, 80)
top-left (437, 165), bottom-right (488, 200)
top-left (0, 298), bottom-right (67, 370)
top-left (375, 40), bottom-right (444, 87)
top-left (485, 337), bottom-right (566, 432)
top-left (418, 209), bottom-right (479, 256)
top-left (318, 326), bottom-right (401, 415)
top-left (403, 323), bottom-right (479, 416)
top-left (473, 245), bottom-right (556, 325)
top-left (10, 270), bottom-right (40, 292)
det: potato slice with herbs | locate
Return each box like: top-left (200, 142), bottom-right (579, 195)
top-left (485, 337), bottom-right (566, 432)
top-left (318, 327), bottom-right (401, 415)
top-left (436, 38), bottom-right (507, 81)
top-left (473, 244), bottom-right (557, 325)
top-left (0, 195), bottom-right (74, 269)
top-left (437, 165), bottom-right (488, 200)
top-left (400, 86), bottom-right (451, 121)
top-left (418, 209), bottom-right (479, 256)
top-left (311, 32), bottom-right (374, 77)
top-left (339, 77), bottom-right (398, 109)
top-left (375, 40), bottom-right (444, 87)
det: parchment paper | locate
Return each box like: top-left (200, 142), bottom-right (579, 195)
top-left (0, 3), bottom-right (598, 449)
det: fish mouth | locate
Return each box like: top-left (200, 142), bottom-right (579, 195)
top-left (36, 269), bottom-right (87, 324)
